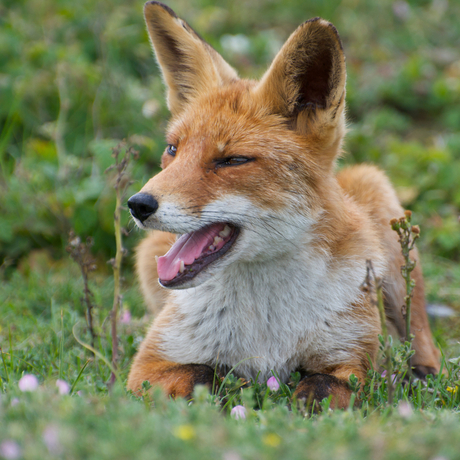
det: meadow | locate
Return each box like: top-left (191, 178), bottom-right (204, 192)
top-left (1, 0), bottom-right (460, 458)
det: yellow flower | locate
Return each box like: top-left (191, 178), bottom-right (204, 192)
top-left (174, 425), bottom-right (195, 441)
top-left (263, 433), bottom-right (281, 447)
top-left (446, 386), bottom-right (458, 394)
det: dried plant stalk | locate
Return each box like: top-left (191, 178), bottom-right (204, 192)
top-left (67, 231), bottom-right (97, 350)
top-left (362, 260), bottom-right (393, 406)
top-left (106, 141), bottom-right (138, 387)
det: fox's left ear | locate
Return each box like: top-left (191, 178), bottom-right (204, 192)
top-left (254, 18), bottom-right (346, 144)
top-left (144, 1), bottom-right (238, 115)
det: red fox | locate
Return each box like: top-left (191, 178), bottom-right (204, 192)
top-left (127, 1), bottom-right (440, 408)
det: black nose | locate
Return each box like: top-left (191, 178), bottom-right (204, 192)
top-left (127, 193), bottom-right (159, 223)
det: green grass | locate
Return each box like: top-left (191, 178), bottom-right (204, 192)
top-left (1, 0), bottom-right (460, 457)
top-left (1, 0), bottom-right (459, 267)
top-left (2, 386), bottom-right (460, 460)
top-left (1, 260), bottom-right (460, 459)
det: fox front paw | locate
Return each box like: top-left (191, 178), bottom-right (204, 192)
top-left (293, 374), bottom-right (353, 411)
top-left (172, 363), bottom-right (217, 399)
top-left (412, 364), bottom-right (438, 379)
top-left (132, 363), bottom-right (217, 400)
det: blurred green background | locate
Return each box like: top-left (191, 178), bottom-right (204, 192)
top-left (0, 0), bottom-right (459, 308)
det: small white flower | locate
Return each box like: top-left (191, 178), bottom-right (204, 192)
top-left (267, 376), bottom-right (280, 392)
top-left (0, 440), bottom-right (21, 459)
top-left (18, 374), bottom-right (39, 392)
top-left (56, 379), bottom-right (71, 395)
top-left (397, 401), bottom-right (413, 418)
top-left (42, 425), bottom-right (63, 455)
top-left (230, 405), bottom-right (247, 420)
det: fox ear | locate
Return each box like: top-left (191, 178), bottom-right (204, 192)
top-left (254, 18), bottom-right (346, 134)
top-left (144, 1), bottom-right (238, 115)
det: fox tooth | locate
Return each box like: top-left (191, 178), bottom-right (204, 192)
top-left (155, 255), bottom-right (159, 263)
top-left (219, 225), bottom-right (231, 238)
top-left (208, 245), bottom-right (216, 251)
top-left (213, 236), bottom-right (223, 246)
top-left (179, 260), bottom-right (185, 273)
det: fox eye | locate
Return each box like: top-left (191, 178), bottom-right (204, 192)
top-left (215, 157), bottom-right (254, 168)
top-left (167, 145), bottom-right (177, 157)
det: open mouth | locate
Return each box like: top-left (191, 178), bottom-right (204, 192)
top-left (157, 223), bottom-right (239, 288)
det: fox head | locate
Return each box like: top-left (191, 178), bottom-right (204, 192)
top-left (128, 1), bottom-right (348, 289)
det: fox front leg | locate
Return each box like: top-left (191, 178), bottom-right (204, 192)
top-left (127, 356), bottom-right (217, 399)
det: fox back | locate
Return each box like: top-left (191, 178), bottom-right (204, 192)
top-left (127, 2), bottom-right (440, 407)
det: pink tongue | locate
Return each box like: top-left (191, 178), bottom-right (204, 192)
top-left (157, 223), bottom-right (226, 281)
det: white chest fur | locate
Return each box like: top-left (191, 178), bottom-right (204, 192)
top-left (153, 246), bottom-right (378, 383)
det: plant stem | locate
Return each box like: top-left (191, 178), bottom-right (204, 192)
top-left (376, 277), bottom-right (393, 406)
top-left (375, 274), bottom-right (387, 341)
top-left (83, 268), bottom-right (95, 351)
top-left (390, 212), bottom-right (420, 376)
top-left (106, 142), bottom-right (138, 389)
top-left (67, 232), bottom-right (97, 352)
top-left (0, 347), bottom-right (9, 383)
top-left (110, 178), bottom-right (123, 387)
top-left (363, 260), bottom-right (393, 407)
top-left (55, 63), bottom-right (70, 178)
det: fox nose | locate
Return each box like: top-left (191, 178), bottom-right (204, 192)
top-left (127, 193), bottom-right (159, 223)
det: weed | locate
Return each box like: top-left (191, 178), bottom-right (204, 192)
top-left (105, 141), bottom-right (138, 387)
top-left (362, 259), bottom-right (395, 405)
top-left (66, 231), bottom-right (98, 350)
top-left (390, 211), bottom-right (420, 374)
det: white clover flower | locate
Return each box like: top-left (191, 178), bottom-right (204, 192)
top-left (43, 425), bottom-right (63, 455)
top-left (56, 379), bottom-right (71, 395)
top-left (267, 376), bottom-right (280, 392)
top-left (18, 374), bottom-right (39, 392)
top-left (397, 401), bottom-right (413, 418)
top-left (230, 405), bottom-right (246, 420)
top-left (0, 440), bottom-right (21, 459)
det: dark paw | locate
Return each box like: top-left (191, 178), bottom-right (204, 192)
top-left (177, 363), bottom-right (218, 399)
top-left (293, 374), bottom-right (352, 410)
top-left (186, 363), bottom-right (217, 385)
top-left (412, 365), bottom-right (438, 380)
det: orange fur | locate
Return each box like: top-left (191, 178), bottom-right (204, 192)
top-left (127, 2), bottom-right (440, 406)
top-left (337, 165), bottom-right (440, 375)
top-left (127, 356), bottom-right (215, 399)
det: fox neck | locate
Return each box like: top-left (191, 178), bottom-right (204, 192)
top-left (173, 231), bottom-right (367, 314)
